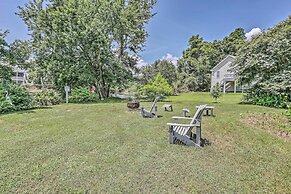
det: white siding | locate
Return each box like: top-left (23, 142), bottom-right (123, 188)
top-left (211, 56), bottom-right (235, 89)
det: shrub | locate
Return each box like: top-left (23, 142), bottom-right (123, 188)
top-left (124, 82), bottom-right (141, 101)
top-left (0, 82), bottom-right (32, 113)
top-left (69, 87), bottom-right (98, 103)
top-left (33, 89), bottom-right (62, 106)
top-left (139, 73), bottom-right (173, 100)
top-left (0, 88), bottom-right (15, 113)
top-left (242, 89), bottom-right (290, 109)
top-left (211, 83), bottom-right (222, 103)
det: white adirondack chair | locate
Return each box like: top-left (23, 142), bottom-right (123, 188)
top-left (141, 97), bottom-right (160, 118)
top-left (167, 104), bottom-right (207, 147)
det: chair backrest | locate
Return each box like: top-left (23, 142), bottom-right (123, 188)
top-left (149, 96), bottom-right (160, 113)
top-left (190, 104), bottom-right (207, 125)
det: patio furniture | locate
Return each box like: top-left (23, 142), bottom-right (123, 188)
top-left (141, 97), bottom-right (159, 118)
top-left (182, 108), bottom-right (190, 117)
top-left (163, 104), bottom-right (173, 111)
top-left (196, 105), bottom-right (214, 116)
top-left (167, 104), bottom-right (207, 147)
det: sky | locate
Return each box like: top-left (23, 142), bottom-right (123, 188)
top-left (0, 0), bottom-right (290, 66)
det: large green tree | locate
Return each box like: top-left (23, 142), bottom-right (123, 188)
top-left (18, 0), bottom-right (156, 98)
top-left (0, 31), bottom-right (13, 81)
top-left (178, 28), bottom-right (246, 91)
top-left (235, 16), bottom-right (291, 95)
top-left (140, 59), bottom-right (177, 85)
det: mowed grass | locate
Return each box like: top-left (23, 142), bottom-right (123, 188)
top-left (0, 93), bottom-right (290, 193)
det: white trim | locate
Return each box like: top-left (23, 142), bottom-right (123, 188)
top-left (211, 55), bottom-right (236, 72)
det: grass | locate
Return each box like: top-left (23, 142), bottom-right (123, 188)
top-left (0, 92), bottom-right (290, 193)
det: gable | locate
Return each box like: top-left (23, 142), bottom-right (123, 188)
top-left (211, 55), bottom-right (235, 72)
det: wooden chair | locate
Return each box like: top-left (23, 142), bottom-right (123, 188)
top-left (140, 97), bottom-right (160, 118)
top-left (167, 104), bottom-right (207, 147)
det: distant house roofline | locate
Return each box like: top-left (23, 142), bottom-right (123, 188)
top-left (211, 55), bottom-right (236, 72)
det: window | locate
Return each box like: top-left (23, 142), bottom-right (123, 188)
top-left (216, 71), bottom-right (220, 78)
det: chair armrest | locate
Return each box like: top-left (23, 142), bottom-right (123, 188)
top-left (167, 123), bottom-right (195, 127)
top-left (172, 116), bottom-right (193, 120)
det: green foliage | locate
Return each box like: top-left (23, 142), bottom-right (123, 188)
top-left (140, 59), bottom-right (177, 86)
top-left (139, 73), bottom-right (173, 100)
top-left (18, 0), bottom-right (156, 98)
top-left (69, 87), bottom-right (98, 103)
top-left (0, 30), bottom-right (9, 60)
top-left (235, 16), bottom-right (291, 108)
top-left (210, 83), bottom-right (222, 102)
top-left (286, 106), bottom-right (291, 117)
top-left (9, 40), bottom-right (32, 69)
top-left (0, 31), bottom-right (13, 82)
top-left (173, 72), bottom-right (197, 94)
top-left (0, 82), bottom-right (32, 113)
top-left (0, 65), bottom-right (13, 82)
top-left (33, 89), bottom-right (62, 106)
top-left (178, 28), bottom-right (246, 91)
top-left (0, 89), bottom-right (15, 113)
top-left (124, 82), bottom-right (141, 101)
top-left (242, 90), bottom-right (290, 109)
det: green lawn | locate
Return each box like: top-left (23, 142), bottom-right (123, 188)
top-left (0, 93), bottom-right (290, 193)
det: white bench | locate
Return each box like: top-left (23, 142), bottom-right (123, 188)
top-left (163, 104), bottom-right (173, 111)
top-left (182, 108), bottom-right (190, 117)
top-left (196, 105), bottom-right (214, 116)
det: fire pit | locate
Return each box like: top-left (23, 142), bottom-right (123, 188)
top-left (127, 101), bottom-right (140, 109)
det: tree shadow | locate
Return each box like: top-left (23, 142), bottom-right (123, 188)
top-left (0, 107), bottom-right (53, 117)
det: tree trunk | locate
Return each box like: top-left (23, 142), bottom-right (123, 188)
top-left (96, 82), bottom-right (110, 100)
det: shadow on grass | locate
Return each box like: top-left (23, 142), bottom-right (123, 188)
top-left (140, 100), bottom-right (173, 103)
top-left (68, 97), bottom-right (126, 104)
top-left (0, 106), bottom-right (53, 117)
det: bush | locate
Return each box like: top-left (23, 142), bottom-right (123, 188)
top-left (69, 87), bottom-right (98, 103)
top-left (211, 83), bottom-right (222, 102)
top-left (124, 82), bottom-right (141, 101)
top-left (0, 82), bottom-right (32, 113)
top-left (139, 73), bottom-right (173, 100)
top-left (242, 89), bottom-right (290, 109)
top-left (33, 89), bottom-right (62, 106)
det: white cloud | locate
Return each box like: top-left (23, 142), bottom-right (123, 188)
top-left (161, 53), bottom-right (179, 66)
top-left (245, 28), bottom-right (262, 41)
top-left (136, 58), bottom-right (148, 68)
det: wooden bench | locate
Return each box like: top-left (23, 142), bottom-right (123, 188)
top-left (196, 105), bottom-right (214, 116)
top-left (163, 104), bottom-right (173, 111)
top-left (182, 108), bottom-right (190, 117)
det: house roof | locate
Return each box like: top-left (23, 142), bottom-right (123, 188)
top-left (211, 55), bottom-right (236, 71)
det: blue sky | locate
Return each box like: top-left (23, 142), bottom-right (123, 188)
top-left (1, 0), bottom-right (290, 65)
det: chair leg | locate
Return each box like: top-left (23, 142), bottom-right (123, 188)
top-left (196, 125), bottom-right (201, 146)
top-left (169, 126), bottom-right (174, 144)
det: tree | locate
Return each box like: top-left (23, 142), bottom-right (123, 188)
top-left (9, 40), bottom-right (32, 69)
top-left (140, 59), bottom-right (177, 85)
top-left (234, 16), bottom-right (291, 95)
top-left (210, 83), bottom-right (222, 103)
top-left (0, 31), bottom-right (13, 81)
top-left (18, 0), bottom-right (156, 99)
top-left (139, 73), bottom-right (173, 100)
top-left (177, 28), bottom-right (246, 92)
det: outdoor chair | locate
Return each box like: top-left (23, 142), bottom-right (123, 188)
top-left (140, 96), bottom-right (160, 118)
top-left (167, 104), bottom-right (207, 147)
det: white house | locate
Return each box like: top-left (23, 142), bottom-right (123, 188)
top-left (211, 55), bottom-right (241, 93)
top-left (11, 66), bottom-right (28, 84)
top-left (0, 62), bottom-right (28, 84)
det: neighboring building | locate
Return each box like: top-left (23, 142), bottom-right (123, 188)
top-left (211, 55), bottom-right (242, 93)
top-left (11, 66), bottom-right (27, 84)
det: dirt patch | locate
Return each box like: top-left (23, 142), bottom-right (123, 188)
top-left (241, 112), bottom-right (291, 141)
